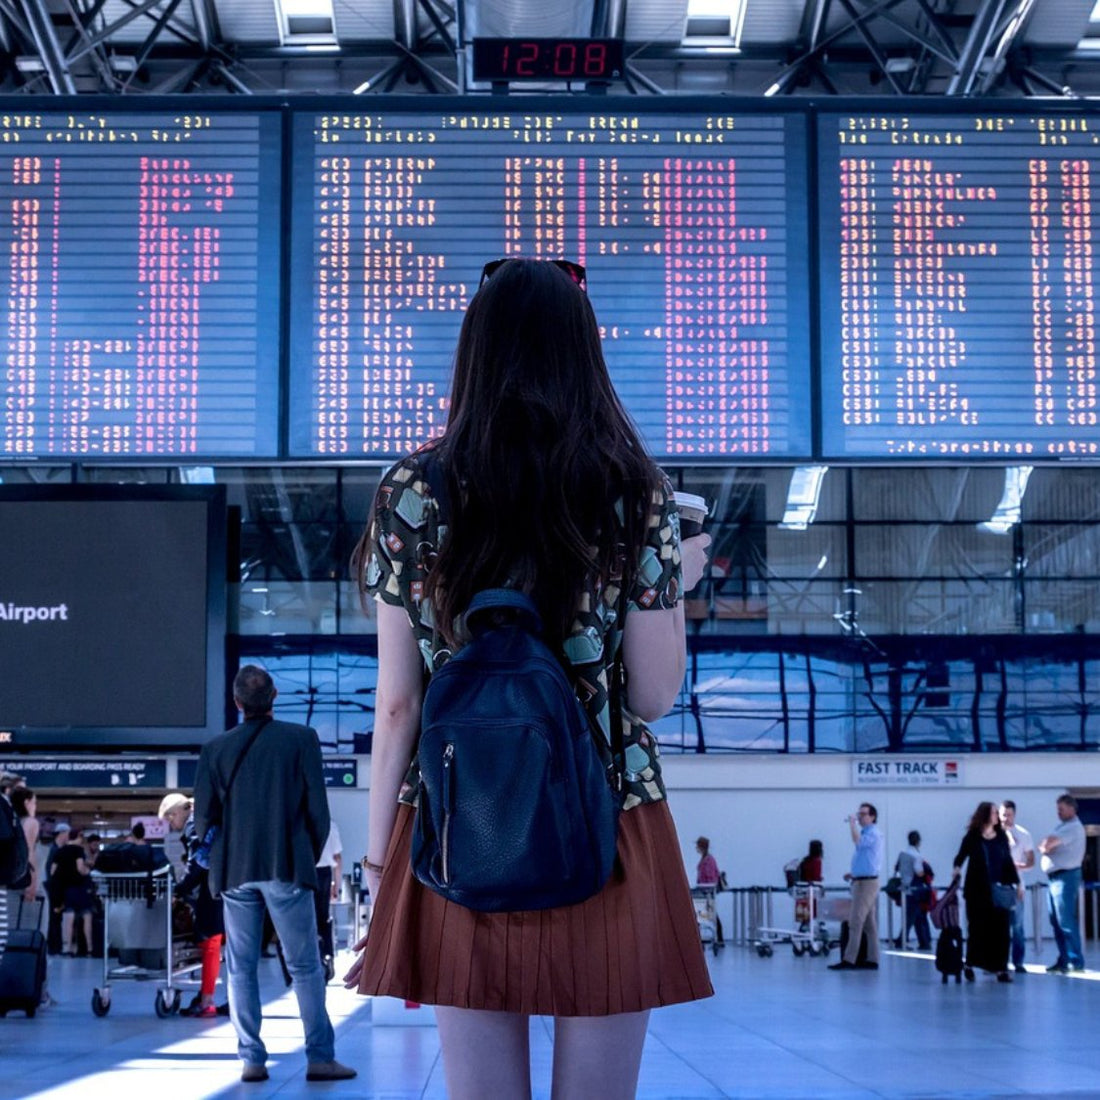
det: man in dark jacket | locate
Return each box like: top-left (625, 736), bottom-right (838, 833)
top-left (195, 665), bottom-right (355, 1084)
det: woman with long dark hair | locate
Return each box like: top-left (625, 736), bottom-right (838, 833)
top-left (952, 801), bottom-right (1020, 982)
top-left (346, 259), bottom-right (713, 1098)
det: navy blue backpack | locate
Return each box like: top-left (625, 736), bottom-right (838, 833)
top-left (411, 587), bottom-right (622, 912)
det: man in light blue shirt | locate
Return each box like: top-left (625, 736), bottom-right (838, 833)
top-left (830, 802), bottom-right (884, 971)
top-left (1038, 793), bottom-right (1087, 973)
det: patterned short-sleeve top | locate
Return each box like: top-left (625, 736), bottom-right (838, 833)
top-left (362, 452), bottom-right (684, 812)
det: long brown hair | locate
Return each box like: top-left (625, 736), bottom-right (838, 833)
top-left (362, 259), bottom-right (660, 647)
top-left (968, 801), bottom-right (1001, 834)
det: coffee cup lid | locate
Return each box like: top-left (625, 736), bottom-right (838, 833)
top-left (672, 491), bottom-right (708, 513)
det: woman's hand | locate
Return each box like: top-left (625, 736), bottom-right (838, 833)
top-left (952, 867), bottom-right (961, 881)
top-left (681, 533), bottom-right (712, 591)
top-left (342, 931), bottom-right (369, 989)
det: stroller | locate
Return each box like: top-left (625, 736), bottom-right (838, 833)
top-left (930, 879), bottom-right (964, 984)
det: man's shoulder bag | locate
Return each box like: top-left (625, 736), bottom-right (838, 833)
top-left (194, 716), bottom-right (272, 871)
top-left (411, 587), bottom-right (621, 913)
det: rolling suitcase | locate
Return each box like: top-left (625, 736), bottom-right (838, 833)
top-left (935, 927), bottom-right (965, 984)
top-left (0, 899), bottom-right (47, 1017)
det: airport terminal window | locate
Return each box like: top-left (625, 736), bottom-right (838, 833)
top-left (6, 461), bottom-right (1100, 752)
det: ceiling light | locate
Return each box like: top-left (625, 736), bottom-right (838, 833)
top-left (979, 465), bottom-right (1033, 535)
top-left (779, 466), bottom-right (828, 531)
top-left (684, 0), bottom-right (748, 47)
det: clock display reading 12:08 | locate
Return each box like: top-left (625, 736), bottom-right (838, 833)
top-left (472, 39), bottom-right (624, 82)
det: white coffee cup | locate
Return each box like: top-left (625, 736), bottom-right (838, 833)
top-left (672, 492), bottom-right (709, 538)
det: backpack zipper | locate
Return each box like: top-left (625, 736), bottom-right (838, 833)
top-left (441, 741), bottom-right (455, 885)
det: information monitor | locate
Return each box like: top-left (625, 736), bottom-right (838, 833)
top-left (288, 104), bottom-right (812, 460)
top-left (819, 108), bottom-right (1100, 459)
top-left (0, 107), bottom-right (282, 459)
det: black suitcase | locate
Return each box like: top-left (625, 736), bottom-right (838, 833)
top-left (839, 919), bottom-right (870, 965)
top-left (0, 900), bottom-right (47, 1017)
top-left (935, 927), bottom-right (965, 984)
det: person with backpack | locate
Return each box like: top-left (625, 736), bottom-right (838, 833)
top-left (345, 258), bottom-right (713, 1099)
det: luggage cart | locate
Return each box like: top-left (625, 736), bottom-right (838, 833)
top-left (691, 886), bottom-right (723, 956)
top-left (89, 865), bottom-right (202, 1017)
top-left (755, 883), bottom-right (842, 958)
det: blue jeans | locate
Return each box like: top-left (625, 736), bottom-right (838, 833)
top-left (222, 880), bottom-right (335, 1066)
top-left (903, 891), bottom-right (931, 950)
top-left (1009, 894), bottom-right (1027, 968)
top-left (1046, 869), bottom-right (1085, 969)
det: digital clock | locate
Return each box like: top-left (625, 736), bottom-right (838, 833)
top-left (472, 38), bottom-right (624, 82)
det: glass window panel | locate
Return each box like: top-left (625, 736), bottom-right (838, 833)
top-left (0, 466), bottom-right (72, 484)
top-left (84, 467), bottom-right (170, 484)
top-left (765, 579), bottom-right (846, 636)
top-left (853, 579), bottom-right (1017, 634)
top-left (237, 650), bottom-right (379, 755)
top-left (853, 524), bottom-right (1014, 579)
top-left (851, 468), bottom-right (1005, 522)
top-left (1024, 524), bottom-right (1100, 579)
top-left (1023, 579), bottom-right (1100, 632)
top-left (213, 466), bottom-right (340, 522)
top-left (342, 467), bottom-right (388, 528)
top-left (237, 580), bottom-right (339, 635)
top-left (1022, 468), bottom-right (1100, 521)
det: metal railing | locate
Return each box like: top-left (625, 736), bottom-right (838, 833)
top-left (715, 881), bottom-right (1096, 955)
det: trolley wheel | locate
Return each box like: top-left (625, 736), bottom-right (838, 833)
top-left (755, 943), bottom-right (768, 958)
top-left (170, 990), bottom-right (181, 1014)
top-left (154, 989), bottom-right (176, 1018)
top-left (806, 942), bottom-right (821, 957)
top-left (92, 989), bottom-right (111, 1017)
top-left (820, 943), bottom-right (832, 959)
top-left (792, 940), bottom-right (807, 957)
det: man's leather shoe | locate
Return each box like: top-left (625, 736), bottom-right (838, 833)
top-left (241, 1064), bottom-right (268, 1083)
top-left (306, 1061), bottom-right (357, 1082)
top-left (828, 960), bottom-right (855, 970)
top-left (1046, 963), bottom-right (1069, 974)
top-left (854, 961), bottom-right (879, 970)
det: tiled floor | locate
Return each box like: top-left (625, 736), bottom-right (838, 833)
top-left (1, 942), bottom-right (1097, 1099)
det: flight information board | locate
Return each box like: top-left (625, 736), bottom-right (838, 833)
top-left (819, 110), bottom-right (1100, 459)
top-left (288, 107), bottom-right (812, 459)
top-left (0, 109), bottom-right (282, 458)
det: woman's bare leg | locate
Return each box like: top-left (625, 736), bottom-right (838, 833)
top-left (551, 1010), bottom-right (650, 1100)
top-left (434, 1006), bottom-right (532, 1100)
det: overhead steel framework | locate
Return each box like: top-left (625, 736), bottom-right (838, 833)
top-left (0, 0), bottom-right (1094, 96)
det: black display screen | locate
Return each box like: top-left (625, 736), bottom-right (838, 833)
top-left (287, 105), bottom-right (813, 460)
top-left (0, 486), bottom-right (226, 749)
top-left (819, 109), bottom-right (1100, 459)
top-left (0, 108), bottom-right (282, 458)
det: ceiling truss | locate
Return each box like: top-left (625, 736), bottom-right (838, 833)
top-left (0, 0), bottom-right (1093, 97)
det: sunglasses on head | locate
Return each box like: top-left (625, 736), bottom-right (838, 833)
top-left (479, 258), bottom-right (587, 291)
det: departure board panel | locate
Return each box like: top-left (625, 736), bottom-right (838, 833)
top-left (0, 110), bottom-right (281, 458)
top-left (819, 110), bottom-right (1100, 458)
top-left (288, 108), bottom-right (812, 459)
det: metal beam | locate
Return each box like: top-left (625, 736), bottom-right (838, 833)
top-left (393, 0), bottom-right (417, 51)
top-left (67, 0), bottom-right (198, 62)
top-left (418, 0), bottom-right (454, 54)
top-left (189, 0), bottom-right (214, 51)
top-left (974, 0), bottom-right (1039, 96)
top-left (946, 0), bottom-right (1011, 97)
top-left (124, 0), bottom-right (187, 85)
top-left (837, 0), bottom-right (906, 94)
top-left (212, 59), bottom-right (252, 94)
top-left (19, 0), bottom-right (77, 94)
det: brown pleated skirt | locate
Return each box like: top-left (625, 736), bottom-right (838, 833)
top-left (358, 799), bottom-right (714, 1017)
